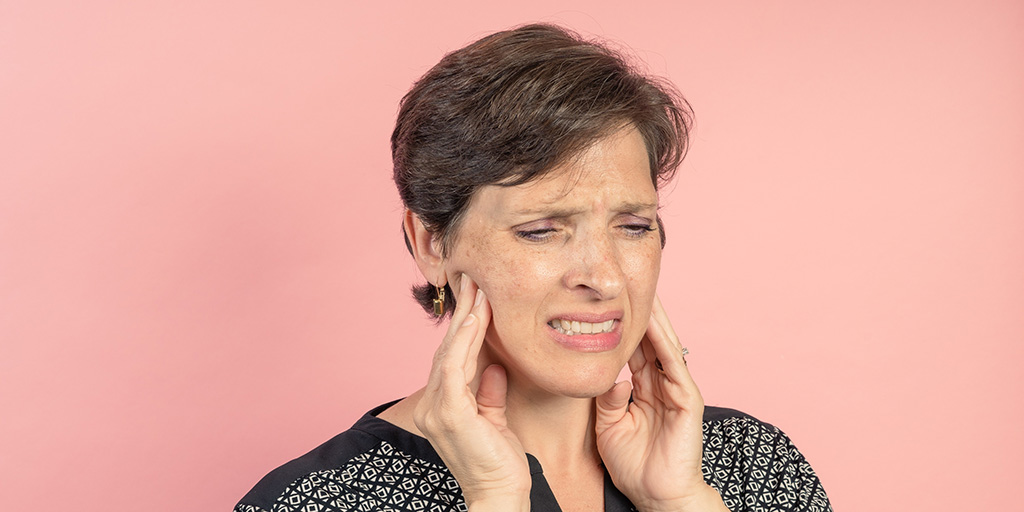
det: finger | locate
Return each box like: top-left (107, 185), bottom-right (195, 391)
top-left (645, 312), bottom-right (699, 393)
top-left (627, 338), bottom-right (647, 374)
top-left (645, 315), bottom-right (706, 423)
top-left (640, 333), bottom-right (658, 370)
top-left (461, 287), bottom-right (491, 382)
top-left (427, 276), bottom-right (481, 392)
top-left (476, 364), bottom-right (509, 428)
top-left (446, 274), bottom-right (480, 341)
top-left (430, 276), bottom-right (476, 364)
top-left (648, 295), bottom-right (688, 371)
top-left (631, 335), bottom-right (659, 399)
top-left (594, 380), bottom-right (632, 432)
top-left (433, 314), bottom-right (480, 403)
top-left (651, 295), bottom-right (683, 353)
top-left (439, 283), bottom-right (492, 397)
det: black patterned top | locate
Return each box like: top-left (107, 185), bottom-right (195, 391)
top-left (234, 401), bottom-right (832, 512)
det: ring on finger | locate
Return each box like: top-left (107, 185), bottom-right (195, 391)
top-left (655, 347), bottom-right (690, 371)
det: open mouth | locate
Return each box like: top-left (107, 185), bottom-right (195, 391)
top-left (547, 319), bottom-right (616, 336)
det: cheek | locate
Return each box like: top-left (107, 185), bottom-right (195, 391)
top-left (461, 240), bottom-right (563, 334)
top-left (458, 239), bottom-right (531, 311)
top-left (627, 239), bottom-right (661, 280)
top-left (626, 243), bottom-right (662, 313)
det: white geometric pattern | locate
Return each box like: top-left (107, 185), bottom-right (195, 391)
top-left (236, 413), bottom-right (830, 512)
top-left (702, 416), bottom-right (831, 512)
top-left (235, 441), bottom-right (467, 512)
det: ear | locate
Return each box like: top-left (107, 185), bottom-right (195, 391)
top-left (403, 209), bottom-right (446, 287)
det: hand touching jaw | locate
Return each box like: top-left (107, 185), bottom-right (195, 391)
top-left (398, 127), bottom-right (730, 510)
top-left (441, 126), bottom-right (662, 400)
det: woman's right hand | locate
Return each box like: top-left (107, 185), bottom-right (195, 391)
top-left (413, 275), bottom-right (531, 512)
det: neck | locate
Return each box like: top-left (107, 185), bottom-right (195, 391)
top-left (380, 347), bottom-right (609, 471)
top-left (502, 373), bottom-right (602, 469)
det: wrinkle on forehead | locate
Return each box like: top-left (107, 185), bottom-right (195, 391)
top-left (534, 126), bottom-right (647, 198)
top-left (499, 131), bottom-right (654, 210)
top-left (447, 125), bottom-right (656, 249)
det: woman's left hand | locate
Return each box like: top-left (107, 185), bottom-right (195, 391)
top-left (595, 295), bottom-right (729, 512)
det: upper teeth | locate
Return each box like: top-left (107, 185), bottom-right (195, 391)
top-left (549, 319), bottom-right (615, 336)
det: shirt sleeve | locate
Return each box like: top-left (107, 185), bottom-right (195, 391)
top-left (702, 410), bottom-right (832, 512)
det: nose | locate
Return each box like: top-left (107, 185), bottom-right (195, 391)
top-left (563, 230), bottom-right (626, 300)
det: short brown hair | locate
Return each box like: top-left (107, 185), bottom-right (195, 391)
top-left (392, 24), bottom-right (693, 317)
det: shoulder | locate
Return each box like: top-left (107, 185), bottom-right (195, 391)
top-left (701, 406), bottom-right (832, 512)
top-left (233, 425), bottom-right (381, 511)
top-left (702, 405), bottom-right (785, 445)
top-left (233, 401), bottom-right (463, 512)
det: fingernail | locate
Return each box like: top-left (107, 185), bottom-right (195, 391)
top-left (474, 289), bottom-right (484, 306)
top-left (461, 275), bottom-right (471, 293)
top-left (462, 313), bottom-right (476, 326)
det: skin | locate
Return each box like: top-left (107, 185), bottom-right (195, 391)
top-left (385, 126), bottom-right (730, 512)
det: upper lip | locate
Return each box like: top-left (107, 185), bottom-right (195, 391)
top-left (546, 311), bottom-right (622, 323)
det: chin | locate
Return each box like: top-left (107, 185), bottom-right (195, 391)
top-left (539, 363), bottom-right (625, 398)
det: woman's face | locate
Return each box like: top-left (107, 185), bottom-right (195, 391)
top-left (445, 126), bottom-right (662, 398)
top-left (444, 125), bottom-right (659, 397)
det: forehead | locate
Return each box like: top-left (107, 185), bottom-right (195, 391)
top-left (470, 127), bottom-right (657, 216)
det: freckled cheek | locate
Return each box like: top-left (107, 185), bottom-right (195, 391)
top-left (482, 258), bottom-right (546, 315)
top-left (463, 246), bottom-right (560, 340)
top-left (458, 245), bottom-right (525, 312)
top-left (625, 244), bottom-right (662, 313)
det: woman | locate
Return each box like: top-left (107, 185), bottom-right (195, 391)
top-left (236, 24), bottom-right (831, 512)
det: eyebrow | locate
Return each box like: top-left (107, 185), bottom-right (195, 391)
top-left (618, 201), bottom-right (659, 214)
top-left (511, 201), bottom-right (658, 218)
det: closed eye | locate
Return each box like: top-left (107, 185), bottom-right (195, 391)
top-left (514, 228), bottom-right (558, 242)
top-left (621, 224), bottom-right (656, 238)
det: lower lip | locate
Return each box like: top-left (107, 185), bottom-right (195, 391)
top-left (548, 323), bottom-right (622, 352)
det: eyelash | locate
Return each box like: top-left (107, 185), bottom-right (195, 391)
top-left (622, 224), bottom-right (657, 238)
top-left (514, 228), bottom-right (557, 242)
top-left (514, 224), bottom-right (656, 242)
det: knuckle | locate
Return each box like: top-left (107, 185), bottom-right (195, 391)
top-left (435, 397), bottom-right (465, 430)
top-left (415, 405), bottom-right (447, 433)
top-left (437, 361), bottom-right (461, 380)
top-left (414, 394), bottom-right (465, 436)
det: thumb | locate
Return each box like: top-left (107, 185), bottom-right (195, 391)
top-left (594, 380), bottom-right (632, 433)
top-left (476, 364), bottom-right (509, 427)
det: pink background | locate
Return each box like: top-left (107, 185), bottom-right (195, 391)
top-left (2, 1), bottom-right (1022, 510)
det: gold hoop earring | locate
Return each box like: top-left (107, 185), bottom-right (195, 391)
top-left (433, 285), bottom-right (445, 316)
